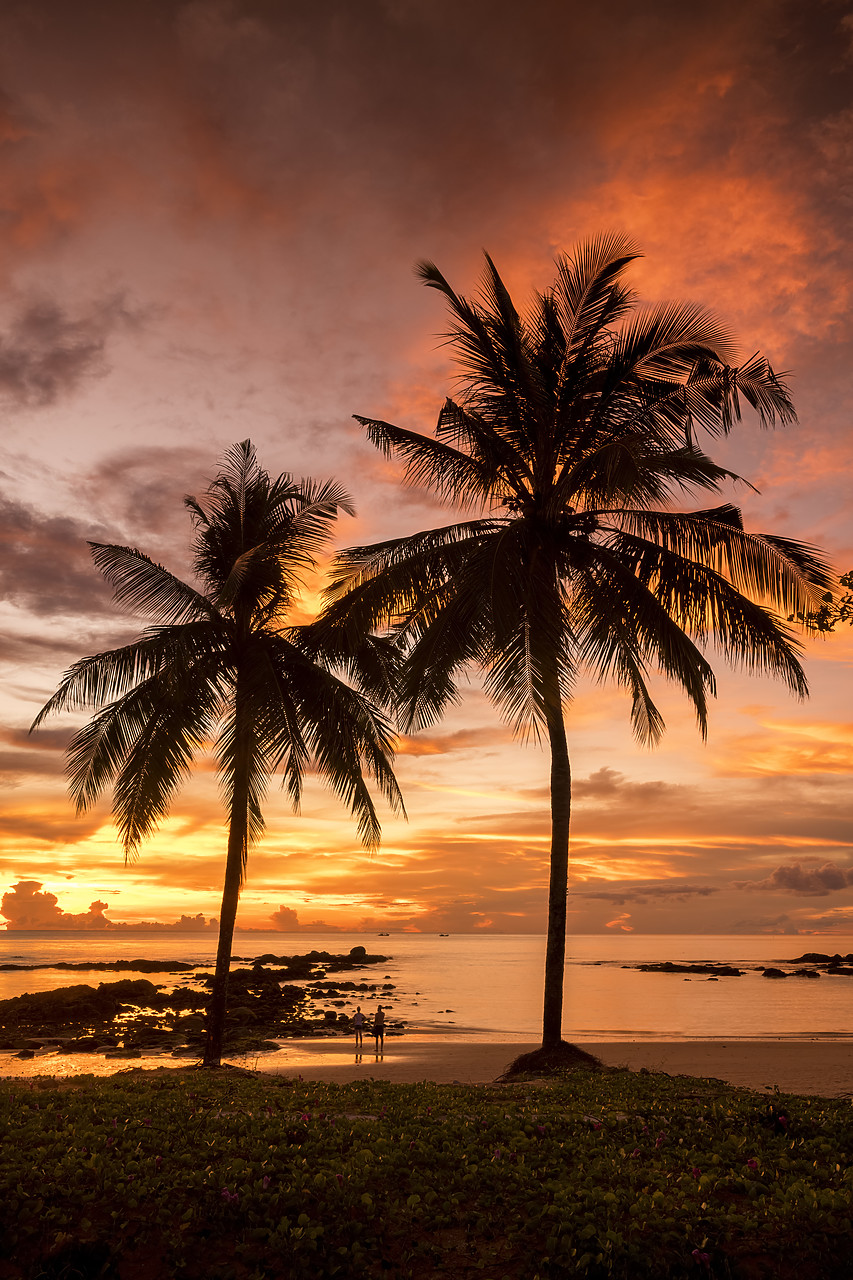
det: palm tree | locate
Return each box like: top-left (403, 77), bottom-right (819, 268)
top-left (322, 234), bottom-right (832, 1056)
top-left (32, 440), bottom-right (403, 1067)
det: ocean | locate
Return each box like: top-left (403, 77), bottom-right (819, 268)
top-left (2, 931), bottom-right (851, 1051)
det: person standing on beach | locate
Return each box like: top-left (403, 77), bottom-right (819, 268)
top-left (373, 1004), bottom-right (385, 1052)
top-left (353, 1005), bottom-right (365, 1050)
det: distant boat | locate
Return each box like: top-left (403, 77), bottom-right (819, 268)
top-left (439, 933), bottom-right (449, 937)
top-left (377, 932), bottom-right (390, 937)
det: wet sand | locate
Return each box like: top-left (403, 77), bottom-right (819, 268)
top-left (253, 1037), bottom-right (853, 1096)
top-left (2, 1038), bottom-right (850, 1097)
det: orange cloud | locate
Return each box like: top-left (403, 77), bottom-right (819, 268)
top-left (718, 719), bottom-right (853, 776)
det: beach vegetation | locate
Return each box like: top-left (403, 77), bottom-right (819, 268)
top-left (791, 569), bottom-right (853, 632)
top-left (1, 1067), bottom-right (851, 1278)
top-left (30, 442), bottom-right (403, 1068)
top-left (321, 235), bottom-right (832, 1056)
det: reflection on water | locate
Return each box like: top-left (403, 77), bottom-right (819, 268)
top-left (2, 931), bottom-right (852, 1083)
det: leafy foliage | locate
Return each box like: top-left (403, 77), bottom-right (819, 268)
top-left (1, 1069), bottom-right (851, 1279)
top-left (791, 570), bottom-right (853, 632)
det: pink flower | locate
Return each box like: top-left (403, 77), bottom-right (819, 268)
top-left (691, 1167), bottom-right (701, 1179)
top-left (262, 1176), bottom-right (270, 1189)
top-left (630, 1148), bottom-right (641, 1158)
top-left (747, 1158), bottom-right (759, 1171)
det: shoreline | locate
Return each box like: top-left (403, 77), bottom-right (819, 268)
top-left (2, 1037), bottom-right (851, 1097)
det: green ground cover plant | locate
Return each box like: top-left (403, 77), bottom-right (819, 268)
top-left (1, 1067), bottom-right (851, 1279)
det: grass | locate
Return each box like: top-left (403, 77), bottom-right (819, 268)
top-left (1, 1066), bottom-right (851, 1279)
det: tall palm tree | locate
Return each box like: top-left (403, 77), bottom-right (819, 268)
top-left (322, 235), bottom-right (832, 1055)
top-left (32, 441), bottom-right (403, 1067)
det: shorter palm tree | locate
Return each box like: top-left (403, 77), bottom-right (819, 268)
top-left (32, 441), bottom-right (403, 1066)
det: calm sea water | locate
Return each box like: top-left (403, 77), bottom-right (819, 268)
top-left (2, 931), bottom-right (851, 1044)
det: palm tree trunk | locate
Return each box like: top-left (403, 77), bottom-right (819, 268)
top-left (542, 664), bottom-right (571, 1049)
top-left (203, 676), bottom-right (252, 1068)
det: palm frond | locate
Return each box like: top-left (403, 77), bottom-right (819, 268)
top-left (31, 623), bottom-right (227, 729)
top-left (572, 548), bottom-right (715, 738)
top-left (552, 233), bottom-right (640, 358)
top-left (354, 414), bottom-right (495, 508)
top-left (88, 543), bottom-right (216, 625)
top-left (112, 670), bottom-right (223, 858)
top-left (615, 508), bottom-right (833, 617)
top-left (269, 641), bottom-right (404, 848)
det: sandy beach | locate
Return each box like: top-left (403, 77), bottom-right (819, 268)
top-left (243, 1037), bottom-right (853, 1097)
top-left (2, 1036), bottom-right (851, 1096)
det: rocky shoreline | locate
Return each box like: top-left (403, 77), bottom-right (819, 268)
top-left (0, 946), bottom-right (401, 1061)
top-left (622, 952), bottom-right (853, 979)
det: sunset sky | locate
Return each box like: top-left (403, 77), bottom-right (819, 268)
top-left (1, 0), bottom-right (852, 936)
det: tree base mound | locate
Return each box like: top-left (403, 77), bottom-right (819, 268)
top-left (498, 1040), bottom-right (603, 1081)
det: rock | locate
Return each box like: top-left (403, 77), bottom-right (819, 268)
top-left (14, 1048), bottom-right (35, 1059)
top-left (762, 968), bottom-right (787, 978)
top-left (0, 978), bottom-right (161, 1030)
top-left (633, 962), bottom-right (743, 976)
top-left (227, 1006), bottom-right (258, 1024)
top-left (178, 1015), bottom-right (205, 1032)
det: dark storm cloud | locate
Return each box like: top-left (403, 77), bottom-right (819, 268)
top-left (732, 860), bottom-right (853, 896)
top-left (0, 295), bottom-right (138, 407)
